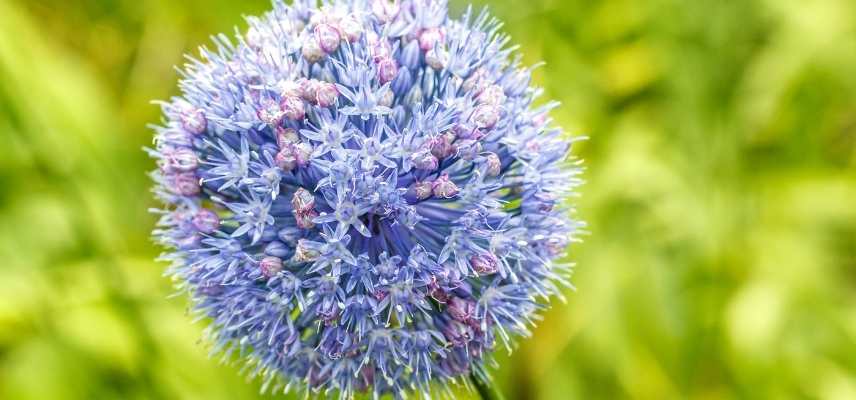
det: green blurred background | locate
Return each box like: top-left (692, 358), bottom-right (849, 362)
top-left (1, 0), bottom-right (855, 398)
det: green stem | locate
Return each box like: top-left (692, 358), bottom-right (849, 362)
top-left (470, 373), bottom-right (504, 400)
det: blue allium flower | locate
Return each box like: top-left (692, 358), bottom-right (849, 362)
top-left (149, 0), bottom-right (584, 397)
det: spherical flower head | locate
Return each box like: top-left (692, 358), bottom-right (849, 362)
top-left (148, 1), bottom-right (583, 398)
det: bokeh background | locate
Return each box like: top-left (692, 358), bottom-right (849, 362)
top-left (1, 0), bottom-right (855, 398)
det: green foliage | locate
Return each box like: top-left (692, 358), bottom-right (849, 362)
top-left (1, 0), bottom-right (855, 398)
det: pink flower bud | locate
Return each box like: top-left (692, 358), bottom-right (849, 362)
top-left (280, 96), bottom-right (305, 121)
top-left (372, 0), bottom-right (400, 23)
top-left (471, 104), bottom-right (499, 130)
top-left (477, 84), bottom-right (506, 106)
top-left (179, 107), bottom-right (207, 135)
top-left (163, 147), bottom-right (198, 173)
top-left (257, 98), bottom-right (284, 125)
top-left (314, 23), bottom-right (341, 53)
top-left (428, 133), bottom-right (456, 159)
top-left (171, 172), bottom-right (200, 196)
top-left (278, 80), bottom-right (302, 98)
top-left (447, 297), bottom-right (476, 323)
top-left (418, 28), bottom-right (444, 51)
top-left (411, 148), bottom-right (439, 170)
top-left (425, 47), bottom-right (448, 70)
top-left (408, 180), bottom-right (434, 201)
top-left (295, 210), bottom-right (318, 230)
top-left (291, 188), bottom-right (316, 213)
top-left (259, 256), bottom-right (283, 278)
top-left (484, 152), bottom-right (501, 177)
top-left (377, 57), bottom-right (398, 84)
top-left (338, 15), bottom-right (362, 42)
top-left (192, 208), bottom-right (220, 234)
top-left (469, 253), bottom-right (498, 274)
top-left (302, 38), bottom-right (325, 63)
top-left (276, 127), bottom-right (299, 148)
top-left (314, 82), bottom-right (339, 107)
top-left (432, 174), bottom-right (459, 198)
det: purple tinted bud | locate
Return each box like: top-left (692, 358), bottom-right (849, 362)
top-left (275, 146), bottom-right (298, 171)
top-left (302, 37), bottom-right (325, 63)
top-left (371, 0), bottom-right (400, 23)
top-left (259, 256), bottom-right (283, 278)
top-left (428, 132), bottom-right (456, 159)
top-left (484, 152), bottom-right (501, 177)
top-left (338, 15), bottom-right (362, 42)
top-left (455, 139), bottom-right (482, 161)
top-left (470, 253), bottom-right (498, 274)
top-left (432, 173), bottom-right (459, 198)
top-left (315, 23), bottom-right (341, 53)
top-left (442, 320), bottom-right (474, 347)
top-left (179, 107), bottom-right (206, 134)
top-left (277, 227), bottom-right (301, 244)
top-left (295, 210), bottom-right (318, 230)
top-left (418, 28), bottom-right (444, 51)
top-left (411, 148), bottom-right (438, 170)
top-left (291, 188), bottom-right (315, 213)
top-left (276, 127), bottom-right (299, 148)
top-left (297, 78), bottom-right (318, 102)
top-left (162, 147), bottom-right (198, 173)
top-left (407, 180), bottom-right (434, 201)
top-left (294, 239), bottom-right (320, 262)
top-left (447, 296), bottom-right (477, 323)
top-left (257, 98), bottom-right (284, 125)
top-left (292, 142), bottom-right (313, 166)
top-left (425, 47), bottom-right (448, 70)
top-left (377, 57), bottom-right (398, 84)
top-left (170, 172), bottom-right (200, 196)
top-left (472, 105), bottom-right (499, 130)
top-left (314, 82), bottom-right (338, 107)
top-left (280, 96), bottom-right (305, 121)
top-left (477, 84), bottom-right (506, 106)
top-left (192, 208), bottom-right (220, 234)
top-left (278, 80), bottom-right (302, 98)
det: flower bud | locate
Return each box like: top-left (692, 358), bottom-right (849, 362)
top-left (314, 23), bottom-right (341, 53)
top-left (377, 57), bottom-right (398, 84)
top-left (408, 180), bottom-right (434, 201)
top-left (171, 172), bottom-right (200, 196)
top-left (471, 104), bottom-right (499, 130)
top-left (455, 139), bottom-right (482, 161)
top-left (418, 28), bottom-right (444, 51)
top-left (338, 15), bottom-right (362, 42)
top-left (429, 132), bottom-right (456, 159)
top-left (425, 47), bottom-right (448, 70)
top-left (484, 152), bottom-right (501, 177)
top-left (372, 0), bottom-right (400, 23)
top-left (447, 297), bottom-right (476, 323)
top-left (411, 148), bottom-right (439, 170)
top-left (259, 256), bottom-right (283, 278)
top-left (265, 240), bottom-right (292, 258)
top-left (275, 146), bottom-right (298, 172)
top-left (294, 239), bottom-right (320, 262)
top-left (296, 78), bottom-right (318, 102)
top-left (302, 37), bottom-right (325, 63)
top-left (192, 208), bottom-right (220, 234)
top-left (432, 174), bottom-right (459, 198)
top-left (314, 82), bottom-right (339, 107)
top-left (179, 107), bottom-right (207, 135)
top-left (280, 96), bottom-right (305, 121)
top-left (278, 80), bottom-right (302, 98)
top-left (293, 142), bottom-right (313, 166)
top-left (477, 84), bottom-right (506, 106)
top-left (257, 98), bottom-right (284, 125)
top-left (469, 253), bottom-right (498, 274)
top-left (276, 127), bottom-right (299, 148)
top-left (400, 40), bottom-right (421, 70)
top-left (291, 188), bottom-right (316, 213)
top-left (163, 147), bottom-right (198, 173)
